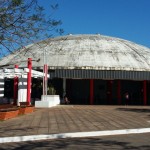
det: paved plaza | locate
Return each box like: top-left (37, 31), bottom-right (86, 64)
top-left (0, 105), bottom-right (150, 149)
top-left (0, 105), bottom-right (150, 137)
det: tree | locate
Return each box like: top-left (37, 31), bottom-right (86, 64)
top-left (0, 0), bottom-right (63, 56)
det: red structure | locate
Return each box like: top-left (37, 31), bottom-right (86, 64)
top-left (27, 58), bottom-right (32, 105)
top-left (13, 65), bottom-right (18, 105)
top-left (90, 79), bottom-right (94, 105)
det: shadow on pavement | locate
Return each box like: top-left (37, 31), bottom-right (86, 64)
top-left (1, 137), bottom-right (150, 150)
top-left (116, 108), bottom-right (150, 113)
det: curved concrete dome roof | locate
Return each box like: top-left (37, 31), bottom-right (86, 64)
top-left (1, 34), bottom-right (150, 71)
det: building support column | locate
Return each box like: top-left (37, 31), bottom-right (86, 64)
top-left (14, 65), bottom-right (18, 105)
top-left (143, 80), bottom-right (147, 105)
top-left (90, 79), bottom-right (94, 105)
top-left (63, 78), bottom-right (66, 97)
top-left (27, 58), bottom-right (32, 105)
top-left (107, 80), bottom-right (112, 105)
top-left (117, 80), bottom-right (121, 105)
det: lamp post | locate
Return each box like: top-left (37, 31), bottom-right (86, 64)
top-left (43, 47), bottom-right (48, 100)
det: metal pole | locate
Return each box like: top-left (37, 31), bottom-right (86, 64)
top-left (42, 48), bottom-right (45, 101)
top-left (43, 47), bottom-right (48, 100)
top-left (27, 58), bottom-right (32, 105)
top-left (44, 64), bottom-right (48, 95)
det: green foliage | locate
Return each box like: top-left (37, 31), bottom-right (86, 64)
top-left (11, 0), bottom-right (22, 6)
top-left (47, 84), bottom-right (56, 95)
top-left (0, 0), bottom-right (63, 56)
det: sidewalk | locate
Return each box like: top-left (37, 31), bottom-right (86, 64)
top-left (0, 105), bottom-right (150, 138)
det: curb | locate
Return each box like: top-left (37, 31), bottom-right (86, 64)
top-left (0, 128), bottom-right (150, 143)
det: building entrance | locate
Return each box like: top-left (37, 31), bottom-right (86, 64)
top-left (51, 78), bottom-right (149, 105)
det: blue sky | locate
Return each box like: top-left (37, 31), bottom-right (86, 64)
top-left (39, 0), bottom-right (150, 48)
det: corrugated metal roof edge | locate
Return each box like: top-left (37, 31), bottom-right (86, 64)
top-left (9, 65), bottom-right (150, 72)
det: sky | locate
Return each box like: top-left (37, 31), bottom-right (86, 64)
top-left (39, 0), bottom-right (150, 48)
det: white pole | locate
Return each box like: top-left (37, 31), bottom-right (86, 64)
top-left (43, 48), bottom-right (45, 100)
top-left (43, 47), bottom-right (48, 100)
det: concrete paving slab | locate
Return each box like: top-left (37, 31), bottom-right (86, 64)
top-left (0, 105), bottom-right (150, 140)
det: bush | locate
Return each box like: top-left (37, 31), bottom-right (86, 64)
top-left (47, 85), bottom-right (56, 95)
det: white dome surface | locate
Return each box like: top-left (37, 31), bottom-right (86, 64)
top-left (1, 34), bottom-right (150, 71)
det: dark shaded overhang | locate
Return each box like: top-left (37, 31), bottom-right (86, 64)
top-left (49, 69), bottom-right (150, 80)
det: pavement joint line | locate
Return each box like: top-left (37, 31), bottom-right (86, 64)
top-left (1, 128), bottom-right (150, 143)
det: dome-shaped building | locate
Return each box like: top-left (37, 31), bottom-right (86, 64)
top-left (1, 34), bottom-right (150, 105)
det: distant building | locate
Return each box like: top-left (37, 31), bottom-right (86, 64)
top-left (1, 34), bottom-right (150, 105)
